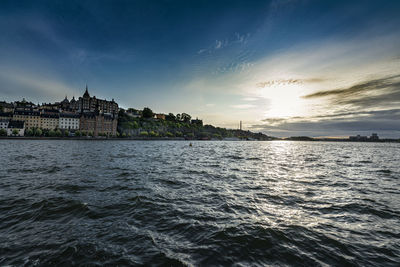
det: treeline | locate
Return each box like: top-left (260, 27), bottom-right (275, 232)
top-left (117, 108), bottom-right (271, 140)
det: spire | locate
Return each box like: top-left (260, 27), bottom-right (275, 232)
top-left (83, 84), bottom-right (90, 98)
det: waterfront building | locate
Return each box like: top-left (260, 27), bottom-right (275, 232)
top-left (370, 133), bottom-right (379, 141)
top-left (0, 112), bottom-right (13, 121)
top-left (13, 110), bottom-right (41, 129)
top-left (0, 119), bottom-right (9, 129)
top-left (40, 113), bottom-right (59, 130)
top-left (80, 112), bottom-right (117, 136)
top-left (59, 113), bottom-right (80, 130)
top-left (7, 120), bottom-right (24, 136)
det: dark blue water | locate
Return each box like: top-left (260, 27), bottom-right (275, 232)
top-left (0, 140), bottom-right (399, 266)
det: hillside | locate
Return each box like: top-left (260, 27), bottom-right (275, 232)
top-left (117, 108), bottom-right (272, 140)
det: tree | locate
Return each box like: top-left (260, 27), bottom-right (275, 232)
top-left (48, 130), bottom-right (56, 137)
top-left (55, 129), bottom-right (62, 137)
top-left (165, 113), bottom-right (176, 122)
top-left (149, 130), bottom-right (158, 137)
top-left (35, 128), bottom-right (42, 136)
top-left (142, 107), bottom-right (154, 118)
top-left (64, 130), bottom-right (69, 137)
top-left (181, 113), bottom-right (191, 123)
top-left (165, 131), bottom-right (174, 137)
top-left (12, 129), bottom-right (19, 136)
top-left (0, 128), bottom-right (6, 136)
top-left (140, 131), bottom-right (148, 136)
top-left (88, 131), bottom-right (94, 137)
top-left (75, 130), bottom-right (81, 137)
top-left (26, 128), bottom-right (34, 136)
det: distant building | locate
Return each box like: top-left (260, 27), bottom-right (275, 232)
top-left (370, 133), bottom-right (379, 141)
top-left (155, 113), bottom-right (166, 120)
top-left (0, 101), bottom-right (14, 113)
top-left (0, 119), bottom-right (9, 129)
top-left (80, 112), bottom-right (116, 136)
top-left (13, 110), bottom-right (41, 129)
top-left (75, 86), bottom-right (118, 115)
top-left (0, 112), bottom-right (13, 121)
top-left (7, 120), bottom-right (24, 136)
top-left (59, 113), bottom-right (80, 130)
top-left (40, 113), bottom-right (59, 130)
top-left (14, 99), bottom-right (36, 111)
top-left (349, 135), bottom-right (368, 141)
top-left (191, 118), bottom-right (203, 126)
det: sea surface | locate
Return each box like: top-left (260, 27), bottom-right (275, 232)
top-left (0, 140), bottom-right (399, 266)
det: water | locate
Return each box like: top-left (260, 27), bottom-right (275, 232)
top-left (0, 140), bottom-right (399, 266)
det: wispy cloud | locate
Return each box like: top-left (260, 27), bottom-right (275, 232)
top-left (230, 104), bottom-right (256, 109)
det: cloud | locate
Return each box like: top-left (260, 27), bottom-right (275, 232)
top-left (230, 104), bottom-right (256, 109)
top-left (302, 74), bottom-right (400, 109)
top-left (256, 78), bottom-right (325, 88)
top-left (254, 109), bottom-right (400, 137)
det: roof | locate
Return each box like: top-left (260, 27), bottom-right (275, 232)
top-left (0, 119), bottom-right (9, 123)
top-left (60, 113), bottom-right (80, 118)
top-left (14, 110), bottom-right (40, 116)
top-left (83, 85), bottom-right (90, 98)
top-left (0, 112), bottom-right (13, 117)
top-left (41, 113), bottom-right (59, 118)
top-left (8, 120), bottom-right (24, 128)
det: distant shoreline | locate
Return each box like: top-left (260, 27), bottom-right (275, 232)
top-left (0, 136), bottom-right (399, 143)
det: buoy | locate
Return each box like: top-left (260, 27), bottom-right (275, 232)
top-left (189, 143), bottom-right (192, 147)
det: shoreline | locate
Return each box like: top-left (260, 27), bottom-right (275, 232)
top-left (0, 137), bottom-right (398, 143)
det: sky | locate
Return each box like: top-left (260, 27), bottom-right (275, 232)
top-left (0, 0), bottom-right (399, 137)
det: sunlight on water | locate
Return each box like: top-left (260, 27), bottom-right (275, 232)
top-left (0, 140), bottom-right (399, 265)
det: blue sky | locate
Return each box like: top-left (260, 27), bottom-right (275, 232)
top-left (1, 0), bottom-right (400, 137)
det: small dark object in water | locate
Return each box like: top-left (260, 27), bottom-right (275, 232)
top-left (189, 143), bottom-right (192, 147)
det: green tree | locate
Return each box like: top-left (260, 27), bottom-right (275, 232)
top-left (35, 128), bottom-right (42, 136)
top-left (12, 129), bottom-right (19, 136)
top-left (55, 129), bottom-right (62, 137)
top-left (0, 128), bottom-right (6, 136)
top-left (122, 132), bottom-right (127, 137)
top-left (48, 130), bottom-right (56, 137)
top-left (165, 113), bottom-right (176, 122)
top-left (88, 131), bottom-right (94, 137)
top-left (64, 130), bottom-right (69, 137)
top-left (149, 130), bottom-right (158, 137)
top-left (26, 128), bottom-right (34, 136)
top-left (180, 113), bottom-right (191, 123)
top-left (165, 131), bottom-right (174, 137)
top-left (75, 130), bottom-right (81, 137)
top-left (140, 131), bottom-right (148, 136)
top-left (142, 107), bottom-right (154, 118)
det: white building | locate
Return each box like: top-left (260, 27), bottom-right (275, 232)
top-left (59, 113), bottom-right (80, 130)
top-left (0, 119), bottom-right (9, 129)
top-left (7, 120), bottom-right (24, 136)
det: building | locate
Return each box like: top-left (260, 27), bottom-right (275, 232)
top-left (59, 113), bottom-right (80, 130)
top-left (0, 119), bottom-right (9, 129)
top-left (0, 101), bottom-right (14, 113)
top-left (40, 113), bottom-right (59, 130)
top-left (75, 86), bottom-right (118, 115)
top-left (191, 118), bottom-right (203, 126)
top-left (0, 112), bottom-right (13, 121)
top-left (155, 113), bottom-right (166, 120)
top-left (7, 120), bottom-right (24, 136)
top-left (14, 99), bottom-right (36, 111)
top-left (370, 133), bottom-right (379, 141)
top-left (80, 112), bottom-right (117, 136)
top-left (13, 110), bottom-right (41, 129)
